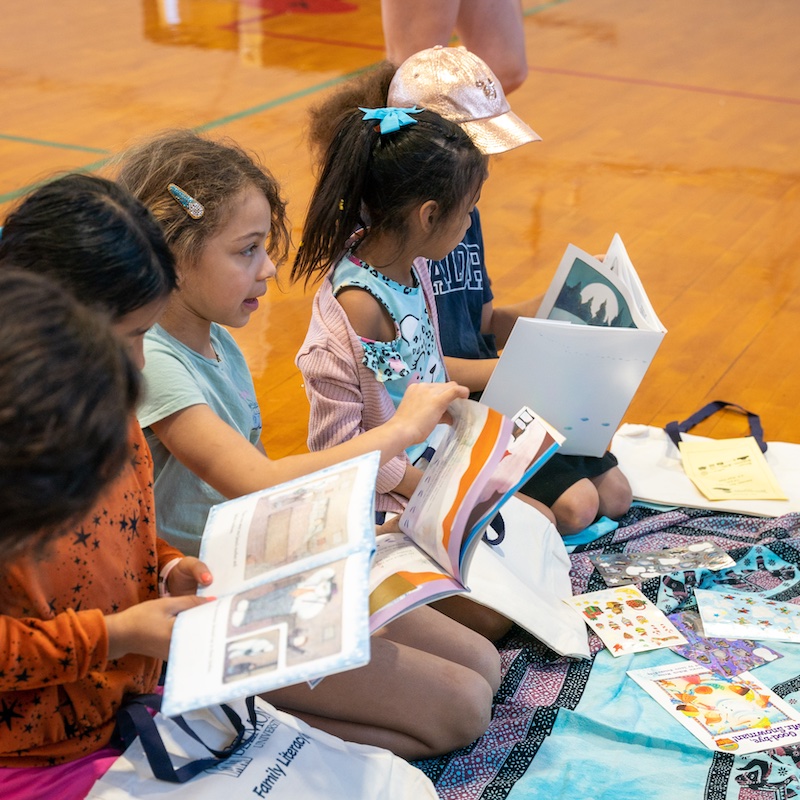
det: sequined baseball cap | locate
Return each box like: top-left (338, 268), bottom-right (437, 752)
top-left (388, 45), bottom-right (540, 155)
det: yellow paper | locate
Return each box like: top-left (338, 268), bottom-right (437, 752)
top-left (679, 437), bottom-right (788, 501)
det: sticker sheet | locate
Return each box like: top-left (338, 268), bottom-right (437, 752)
top-left (695, 588), bottom-right (800, 643)
top-left (591, 541), bottom-right (735, 586)
top-left (565, 585), bottom-right (687, 656)
top-left (668, 610), bottom-right (782, 677)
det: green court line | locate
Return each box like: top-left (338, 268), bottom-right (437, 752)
top-left (0, 66), bottom-right (379, 205)
top-left (524, 0), bottom-right (571, 15)
top-left (1, 0), bottom-right (567, 204)
top-left (0, 133), bottom-right (110, 155)
top-left (0, 158), bottom-right (112, 205)
top-left (194, 65), bottom-right (376, 133)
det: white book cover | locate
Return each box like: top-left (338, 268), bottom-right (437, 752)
top-left (482, 234), bottom-right (666, 457)
top-left (628, 661), bottom-right (800, 754)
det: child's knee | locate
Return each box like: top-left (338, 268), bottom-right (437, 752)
top-left (474, 636), bottom-right (502, 694)
top-left (553, 486), bottom-right (600, 535)
top-left (436, 667), bottom-right (495, 751)
top-left (456, 678), bottom-right (494, 747)
top-left (603, 490), bottom-right (633, 520)
top-left (597, 471), bottom-right (633, 519)
top-left (481, 611), bottom-right (514, 645)
top-left (456, 600), bottom-right (513, 645)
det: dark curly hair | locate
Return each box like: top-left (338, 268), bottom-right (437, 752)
top-left (0, 269), bottom-right (139, 554)
top-left (0, 173), bottom-right (177, 318)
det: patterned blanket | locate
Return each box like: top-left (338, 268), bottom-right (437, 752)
top-left (414, 507), bottom-right (800, 800)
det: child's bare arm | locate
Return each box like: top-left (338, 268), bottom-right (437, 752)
top-left (150, 380), bottom-right (466, 501)
top-left (443, 355), bottom-right (497, 393)
top-left (481, 295), bottom-right (542, 350)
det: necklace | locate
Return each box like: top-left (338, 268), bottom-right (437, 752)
top-left (211, 344), bottom-right (221, 363)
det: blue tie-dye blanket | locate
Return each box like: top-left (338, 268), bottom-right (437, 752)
top-left (414, 506), bottom-right (800, 800)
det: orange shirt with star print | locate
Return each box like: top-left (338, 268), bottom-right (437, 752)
top-left (0, 420), bottom-right (183, 766)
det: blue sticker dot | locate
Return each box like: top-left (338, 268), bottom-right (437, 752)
top-left (581, 417), bottom-right (589, 422)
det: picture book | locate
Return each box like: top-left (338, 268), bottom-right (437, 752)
top-left (481, 234), bottom-right (666, 457)
top-left (627, 661), bottom-right (800, 754)
top-left (695, 587), bottom-right (800, 643)
top-left (564, 585), bottom-right (687, 656)
top-left (161, 452), bottom-right (380, 717)
top-left (367, 400), bottom-right (591, 657)
top-left (667, 610), bottom-right (781, 678)
top-left (590, 541), bottom-right (735, 586)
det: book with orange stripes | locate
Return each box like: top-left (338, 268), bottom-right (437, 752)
top-left (368, 399), bottom-right (564, 636)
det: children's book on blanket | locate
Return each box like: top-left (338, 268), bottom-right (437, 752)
top-left (369, 399), bottom-right (591, 659)
top-left (161, 452), bottom-right (380, 716)
top-left (481, 234), bottom-right (666, 457)
top-left (627, 661), bottom-right (800, 754)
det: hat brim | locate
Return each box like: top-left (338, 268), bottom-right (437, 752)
top-left (459, 109), bottom-right (541, 155)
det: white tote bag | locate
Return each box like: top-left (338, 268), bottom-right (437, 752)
top-left (87, 696), bottom-right (438, 800)
top-left (612, 424), bottom-right (800, 517)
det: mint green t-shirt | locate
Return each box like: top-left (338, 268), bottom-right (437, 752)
top-left (138, 323), bottom-right (262, 556)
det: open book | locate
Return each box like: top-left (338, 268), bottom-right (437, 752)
top-left (481, 234), bottom-right (666, 457)
top-left (368, 399), bottom-right (590, 658)
top-left (161, 453), bottom-right (379, 717)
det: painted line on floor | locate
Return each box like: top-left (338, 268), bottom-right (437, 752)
top-left (530, 64), bottom-right (800, 106)
top-left (0, 133), bottom-right (110, 154)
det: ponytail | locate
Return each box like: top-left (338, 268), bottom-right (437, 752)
top-left (292, 111), bottom-right (381, 285)
top-left (292, 107), bottom-right (487, 286)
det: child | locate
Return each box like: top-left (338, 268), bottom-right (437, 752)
top-left (0, 175), bottom-right (212, 799)
top-left (115, 129), bottom-right (500, 759)
top-left (115, 130), bottom-right (469, 558)
top-left (294, 106), bottom-right (518, 641)
top-left (294, 106), bottom-right (489, 512)
top-left (306, 46), bottom-right (633, 537)
top-left (0, 269), bottom-right (138, 555)
top-left (0, 172), bottom-right (175, 372)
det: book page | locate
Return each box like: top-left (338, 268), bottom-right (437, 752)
top-left (162, 549), bottom-right (373, 716)
top-left (199, 453), bottom-right (380, 595)
top-left (460, 407), bottom-right (562, 553)
top-left (368, 532), bottom-right (465, 632)
top-left (627, 662), bottom-right (800, 754)
top-left (399, 399), bottom-right (513, 584)
top-left (603, 233), bottom-right (665, 331)
top-left (160, 452), bottom-right (380, 717)
top-left (536, 238), bottom-right (665, 333)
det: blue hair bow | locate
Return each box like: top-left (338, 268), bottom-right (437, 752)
top-left (359, 106), bottom-right (422, 135)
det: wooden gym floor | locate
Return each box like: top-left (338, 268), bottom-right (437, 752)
top-left (1, 0), bottom-right (799, 458)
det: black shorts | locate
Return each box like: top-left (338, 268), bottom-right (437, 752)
top-left (517, 451), bottom-right (619, 507)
